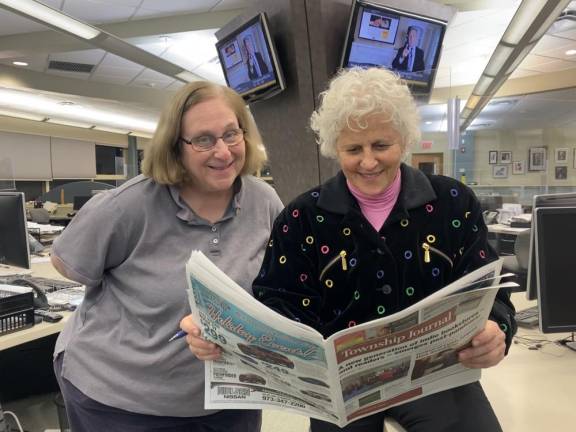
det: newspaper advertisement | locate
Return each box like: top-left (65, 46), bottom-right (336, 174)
top-left (186, 251), bottom-right (514, 427)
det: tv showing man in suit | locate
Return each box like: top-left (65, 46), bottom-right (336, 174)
top-left (392, 26), bottom-right (425, 72)
top-left (242, 36), bottom-right (269, 80)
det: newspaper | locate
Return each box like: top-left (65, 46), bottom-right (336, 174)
top-left (186, 251), bottom-right (516, 427)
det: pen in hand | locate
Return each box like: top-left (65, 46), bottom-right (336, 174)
top-left (168, 330), bottom-right (187, 342)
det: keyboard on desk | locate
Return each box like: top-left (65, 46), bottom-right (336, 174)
top-left (21, 276), bottom-right (82, 293)
top-left (516, 306), bottom-right (539, 327)
top-left (21, 276), bottom-right (85, 306)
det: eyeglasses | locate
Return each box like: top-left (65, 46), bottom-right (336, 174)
top-left (181, 128), bottom-right (245, 152)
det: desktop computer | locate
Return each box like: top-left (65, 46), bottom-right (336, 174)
top-left (519, 193), bottom-right (576, 350)
top-left (0, 192), bottom-right (31, 277)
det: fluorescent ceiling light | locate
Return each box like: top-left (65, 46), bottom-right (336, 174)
top-left (466, 95), bottom-right (481, 110)
top-left (92, 126), bottom-right (131, 135)
top-left (0, 0), bottom-right (100, 40)
top-left (46, 118), bottom-right (93, 128)
top-left (12, 61), bottom-right (28, 66)
top-left (530, 1), bottom-right (572, 42)
top-left (505, 43), bottom-right (534, 74)
top-left (501, 0), bottom-right (545, 44)
top-left (484, 44), bottom-right (514, 76)
top-left (474, 75), bottom-right (494, 95)
top-left (175, 71), bottom-right (201, 83)
top-left (425, 121), bottom-right (433, 125)
top-left (0, 109), bottom-right (46, 121)
top-left (460, 108), bottom-right (472, 119)
top-left (566, 49), bottom-right (576, 56)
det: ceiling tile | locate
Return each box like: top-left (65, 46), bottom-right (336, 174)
top-left (98, 53), bottom-right (145, 69)
top-left (91, 65), bottom-right (143, 79)
top-left (0, 9), bottom-right (50, 36)
top-left (524, 59), bottom-right (576, 73)
top-left (49, 49), bottom-right (107, 65)
top-left (532, 35), bottom-right (575, 54)
top-left (137, 0), bottom-right (217, 14)
top-left (0, 55), bottom-right (48, 72)
top-left (46, 69), bottom-right (92, 80)
top-left (62, 0), bottom-right (137, 24)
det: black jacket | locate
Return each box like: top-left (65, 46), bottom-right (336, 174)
top-left (254, 164), bottom-right (516, 351)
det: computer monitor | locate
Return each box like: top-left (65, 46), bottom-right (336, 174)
top-left (526, 192), bottom-right (576, 300)
top-left (534, 207), bottom-right (576, 334)
top-left (0, 192), bottom-right (30, 270)
top-left (73, 195), bottom-right (91, 211)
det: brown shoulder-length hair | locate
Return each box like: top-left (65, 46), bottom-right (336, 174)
top-left (142, 81), bottom-right (268, 185)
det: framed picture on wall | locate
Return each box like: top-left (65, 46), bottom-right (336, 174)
top-left (492, 165), bottom-right (508, 179)
top-left (499, 151), bottom-right (512, 164)
top-left (555, 148), bottom-right (568, 164)
top-left (512, 160), bottom-right (525, 175)
top-left (488, 151), bottom-right (498, 164)
top-left (528, 147), bottom-right (546, 171)
top-left (555, 166), bottom-right (567, 180)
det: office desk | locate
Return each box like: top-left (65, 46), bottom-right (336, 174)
top-left (0, 262), bottom-right (72, 351)
top-left (487, 224), bottom-right (529, 255)
top-left (487, 224), bottom-right (530, 235)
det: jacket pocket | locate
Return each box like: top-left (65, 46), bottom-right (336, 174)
top-left (319, 250), bottom-right (348, 281)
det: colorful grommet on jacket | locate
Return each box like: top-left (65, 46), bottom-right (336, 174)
top-left (325, 279), bottom-right (333, 288)
top-left (452, 219), bottom-right (461, 228)
top-left (405, 286), bottom-right (415, 296)
top-left (426, 234), bottom-right (436, 243)
top-left (342, 227), bottom-right (351, 236)
top-left (450, 188), bottom-right (459, 197)
top-left (426, 204), bottom-right (434, 213)
top-left (377, 305), bottom-right (385, 315)
top-left (400, 219), bottom-right (409, 227)
top-left (404, 250), bottom-right (413, 260)
top-left (320, 245), bottom-right (330, 254)
top-left (279, 256), bottom-right (287, 264)
top-left (292, 209), bottom-right (300, 218)
top-left (316, 215), bottom-right (325, 223)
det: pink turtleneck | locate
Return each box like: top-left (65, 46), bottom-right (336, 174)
top-left (347, 169), bottom-right (402, 232)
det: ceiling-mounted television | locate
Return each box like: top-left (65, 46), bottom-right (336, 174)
top-left (216, 12), bottom-right (286, 104)
top-left (340, 0), bottom-right (447, 96)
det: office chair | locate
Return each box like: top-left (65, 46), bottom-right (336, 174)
top-left (502, 230), bottom-right (530, 291)
top-left (29, 208), bottom-right (50, 224)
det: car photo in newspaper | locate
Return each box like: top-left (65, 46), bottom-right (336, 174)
top-left (187, 259), bottom-right (342, 421)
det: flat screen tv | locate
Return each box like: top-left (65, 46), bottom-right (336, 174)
top-left (216, 13), bottom-right (286, 104)
top-left (340, 0), bottom-right (447, 96)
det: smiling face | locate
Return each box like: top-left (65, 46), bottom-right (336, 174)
top-left (336, 114), bottom-right (404, 196)
top-left (180, 97), bottom-right (245, 197)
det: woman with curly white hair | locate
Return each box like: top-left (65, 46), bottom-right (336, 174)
top-left (183, 67), bottom-right (516, 431)
top-left (251, 68), bottom-right (516, 431)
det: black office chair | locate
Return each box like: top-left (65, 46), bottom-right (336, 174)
top-left (502, 230), bottom-right (530, 292)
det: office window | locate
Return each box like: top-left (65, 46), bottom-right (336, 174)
top-left (96, 145), bottom-right (124, 175)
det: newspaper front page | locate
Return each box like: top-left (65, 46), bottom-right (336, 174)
top-left (186, 251), bottom-right (514, 427)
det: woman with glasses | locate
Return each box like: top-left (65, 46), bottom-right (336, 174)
top-left (183, 68), bottom-right (516, 431)
top-left (50, 81), bottom-right (283, 432)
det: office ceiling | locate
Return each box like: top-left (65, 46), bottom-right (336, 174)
top-left (0, 0), bottom-right (575, 135)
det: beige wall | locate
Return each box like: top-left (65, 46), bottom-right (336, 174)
top-left (473, 127), bottom-right (576, 186)
top-left (412, 132), bottom-right (454, 176)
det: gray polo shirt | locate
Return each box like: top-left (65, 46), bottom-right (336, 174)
top-left (53, 174), bottom-right (283, 417)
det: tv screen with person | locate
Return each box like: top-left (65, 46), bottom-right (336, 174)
top-left (216, 13), bottom-right (286, 103)
top-left (341, 0), bottom-right (447, 96)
